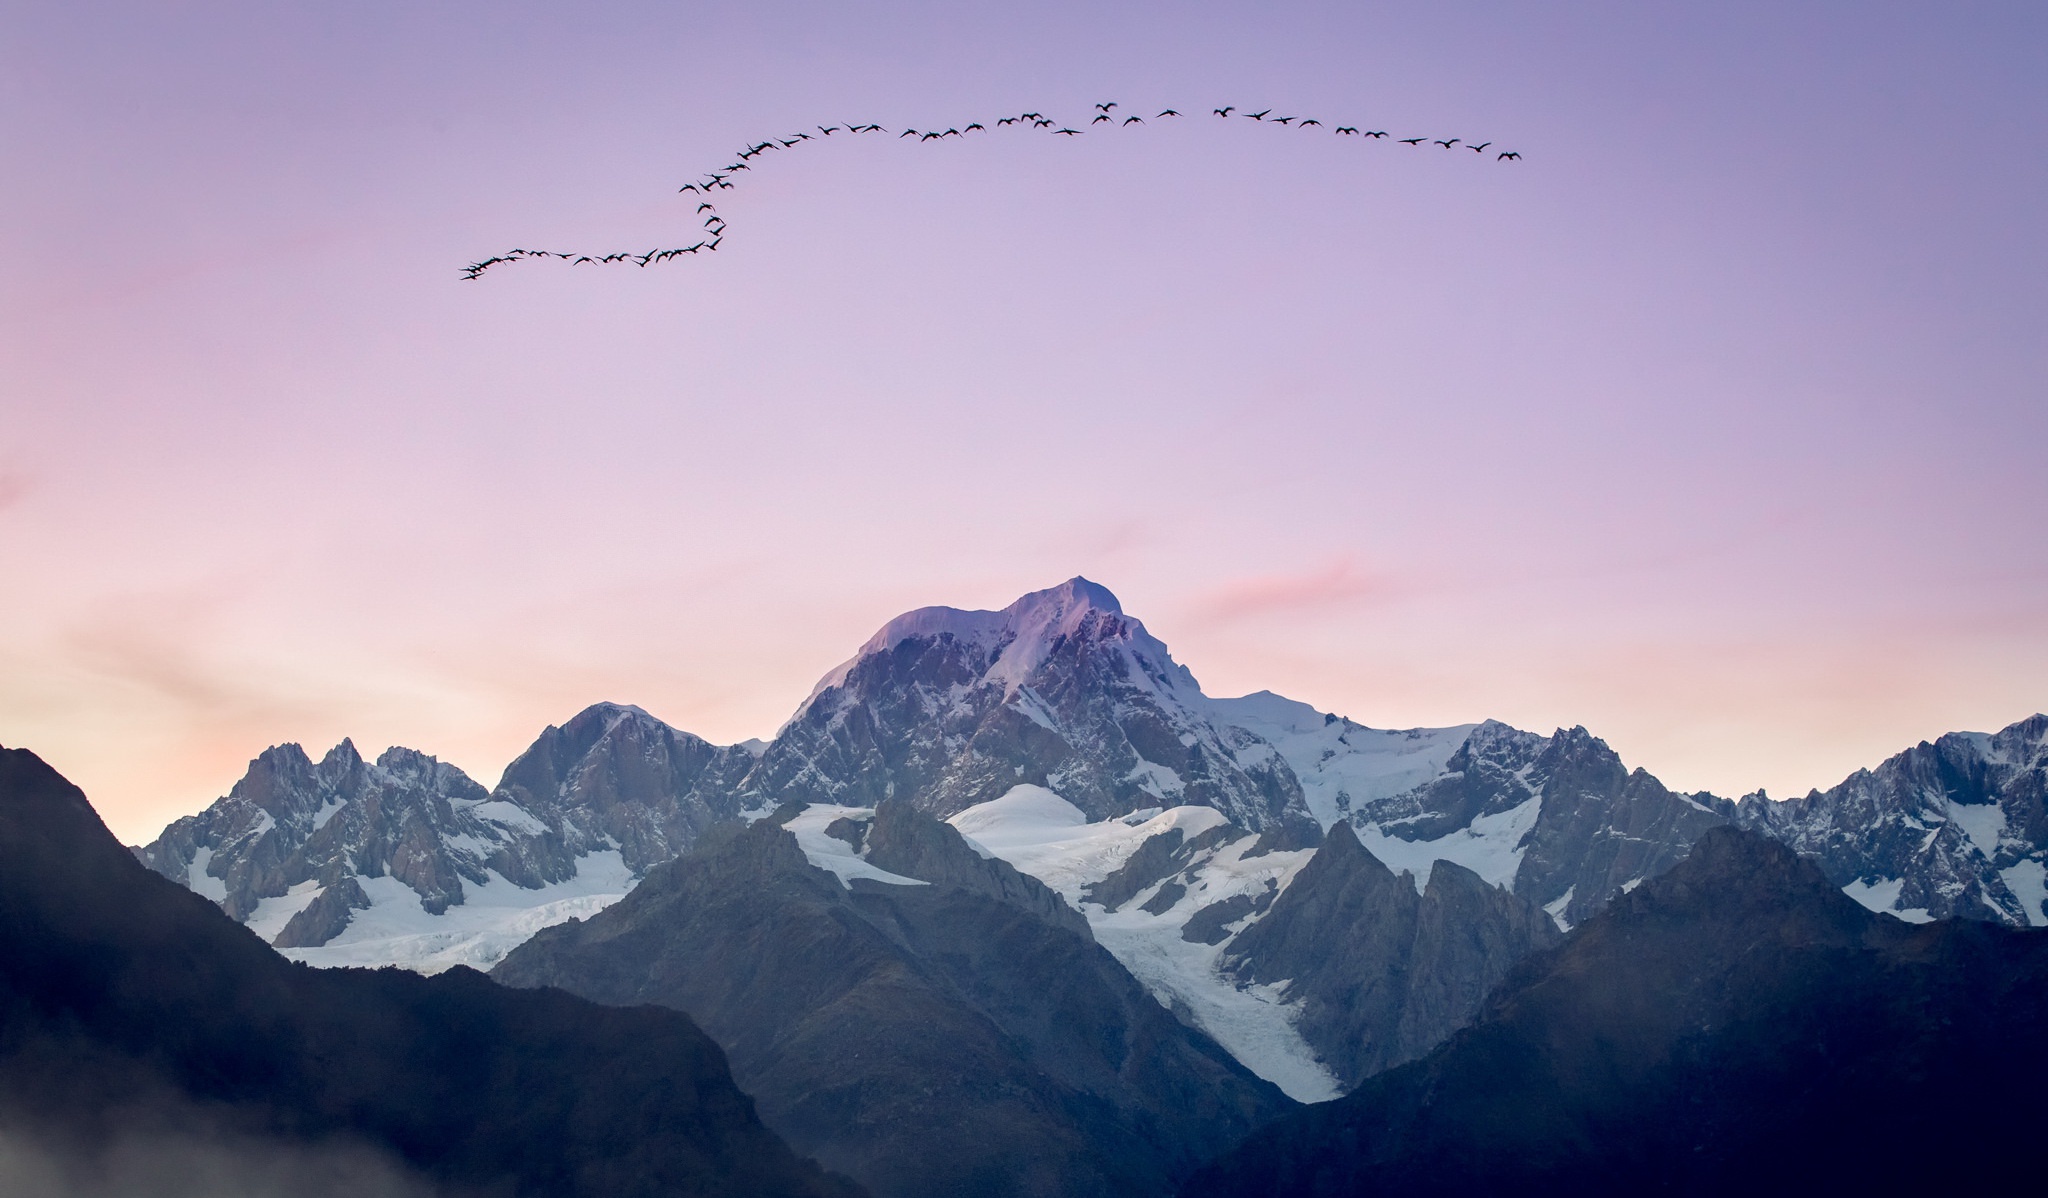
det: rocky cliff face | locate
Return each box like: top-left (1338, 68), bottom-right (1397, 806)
top-left (495, 701), bottom-right (763, 874)
top-left (1732, 713), bottom-right (2048, 924)
top-left (135, 738), bottom-right (561, 928)
top-left (1218, 823), bottom-right (1559, 1089)
top-left (493, 803), bottom-right (1291, 1198)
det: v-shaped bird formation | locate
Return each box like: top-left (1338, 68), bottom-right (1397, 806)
top-left (462, 102), bottom-right (1520, 280)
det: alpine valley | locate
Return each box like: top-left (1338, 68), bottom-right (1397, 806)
top-left (19, 576), bottom-right (2038, 1196)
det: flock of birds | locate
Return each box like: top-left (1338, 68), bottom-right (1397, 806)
top-left (462, 102), bottom-right (1520, 280)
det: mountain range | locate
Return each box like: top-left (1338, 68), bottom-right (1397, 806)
top-left (1185, 825), bottom-right (2048, 1196)
top-left (131, 579), bottom-right (2047, 1107)
top-left (10, 575), bottom-right (2044, 1196)
top-left (0, 743), bottom-right (861, 1198)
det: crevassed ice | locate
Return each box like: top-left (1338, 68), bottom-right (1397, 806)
top-left (948, 785), bottom-right (1340, 1103)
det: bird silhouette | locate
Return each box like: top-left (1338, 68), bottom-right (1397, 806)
top-left (465, 100), bottom-right (1523, 279)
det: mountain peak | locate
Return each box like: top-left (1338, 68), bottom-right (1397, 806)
top-left (808, 576), bottom-right (1150, 702)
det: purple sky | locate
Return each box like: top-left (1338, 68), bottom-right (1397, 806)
top-left (4, 1), bottom-right (2044, 842)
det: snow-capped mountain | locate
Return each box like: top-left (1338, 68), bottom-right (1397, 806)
top-left (134, 703), bottom-right (748, 969)
top-left (135, 574), bottom-right (2048, 1101)
top-left (1731, 713), bottom-right (2048, 925)
top-left (738, 578), bottom-right (1318, 836)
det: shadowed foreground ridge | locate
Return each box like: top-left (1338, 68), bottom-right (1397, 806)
top-left (1185, 825), bottom-right (2048, 1198)
top-left (495, 800), bottom-right (1292, 1198)
top-left (0, 744), bottom-right (864, 1198)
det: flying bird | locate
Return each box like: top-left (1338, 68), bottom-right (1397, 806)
top-left (466, 101), bottom-right (1524, 280)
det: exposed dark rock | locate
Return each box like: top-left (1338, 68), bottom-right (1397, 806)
top-left (1140, 879), bottom-right (1188, 916)
top-left (1087, 828), bottom-right (1188, 912)
top-left (494, 701), bottom-right (762, 873)
top-left (1186, 827), bottom-right (2048, 1198)
top-left (272, 875), bottom-right (372, 949)
top-left (1180, 893), bottom-right (1260, 945)
top-left (1219, 823), bottom-right (1559, 1088)
top-left (0, 744), bottom-right (865, 1198)
top-left (494, 806), bottom-right (1292, 1198)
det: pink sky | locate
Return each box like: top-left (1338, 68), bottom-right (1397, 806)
top-left (3, 1), bottom-right (2044, 843)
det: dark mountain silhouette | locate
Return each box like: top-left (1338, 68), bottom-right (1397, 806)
top-left (1184, 826), bottom-right (2048, 1197)
top-left (0, 744), bottom-right (862, 1198)
top-left (494, 800), bottom-right (1292, 1198)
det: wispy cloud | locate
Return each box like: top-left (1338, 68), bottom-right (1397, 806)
top-left (0, 472), bottom-right (31, 513)
top-left (1191, 559), bottom-right (1400, 624)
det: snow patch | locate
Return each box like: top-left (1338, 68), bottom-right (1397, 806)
top-left (186, 847), bottom-right (227, 902)
top-left (1207, 692), bottom-right (1474, 830)
top-left (2000, 859), bottom-right (2046, 927)
top-left (1543, 886), bottom-right (1575, 933)
top-left (243, 880), bottom-right (321, 943)
top-left (311, 800), bottom-right (343, 830)
top-left (947, 787), bottom-right (1338, 1102)
top-left (1840, 876), bottom-right (1933, 923)
top-left (282, 851), bottom-right (638, 973)
top-left (1354, 795), bottom-right (1540, 892)
top-left (783, 804), bottom-right (928, 889)
top-left (469, 799), bottom-right (549, 837)
top-left (1945, 800), bottom-right (2006, 859)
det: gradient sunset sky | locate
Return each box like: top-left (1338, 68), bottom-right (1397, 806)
top-left (4, 1), bottom-right (2044, 843)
